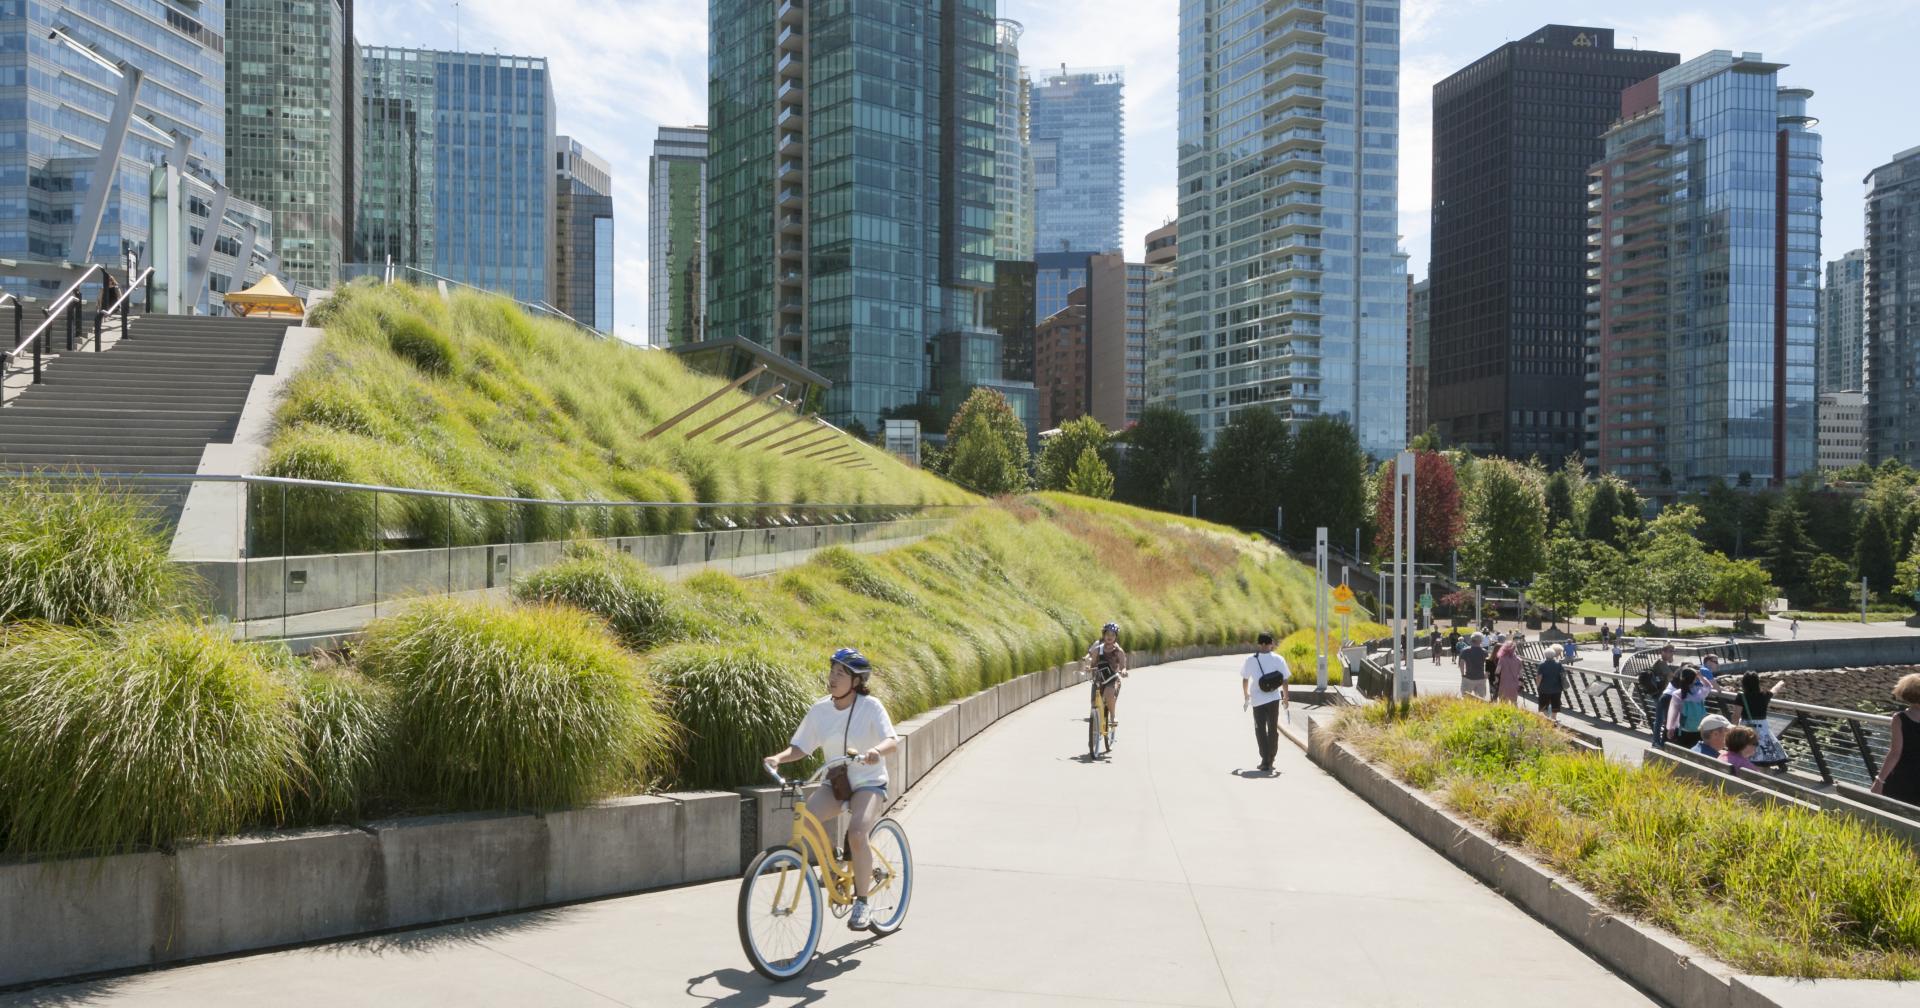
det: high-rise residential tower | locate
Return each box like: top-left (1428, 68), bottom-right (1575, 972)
top-left (708, 0), bottom-right (1000, 432)
top-left (355, 47), bottom-right (556, 307)
top-left (1820, 249), bottom-right (1866, 394)
top-left (1865, 147), bottom-right (1920, 465)
top-left (648, 126), bottom-right (707, 347)
top-left (555, 136), bottom-right (613, 333)
top-left (227, 0), bottom-right (354, 292)
top-left (1586, 54), bottom-right (1821, 496)
top-left (1030, 66), bottom-right (1123, 255)
top-left (1173, 0), bottom-right (1408, 456)
top-left (1143, 221), bottom-right (1180, 411)
top-left (1428, 27), bottom-right (1678, 465)
top-left (993, 21), bottom-right (1034, 261)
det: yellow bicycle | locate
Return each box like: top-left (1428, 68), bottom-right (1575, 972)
top-left (738, 754), bottom-right (914, 981)
top-left (1088, 666), bottom-right (1117, 759)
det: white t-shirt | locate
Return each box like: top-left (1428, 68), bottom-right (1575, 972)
top-left (1242, 651), bottom-right (1290, 707)
top-left (791, 694), bottom-right (897, 792)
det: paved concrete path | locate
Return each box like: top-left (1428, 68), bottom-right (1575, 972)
top-left (6, 655), bottom-right (1655, 1007)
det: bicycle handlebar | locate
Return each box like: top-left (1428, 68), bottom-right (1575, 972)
top-left (764, 750), bottom-right (868, 789)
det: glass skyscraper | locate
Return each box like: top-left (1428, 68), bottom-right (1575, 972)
top-left (1587, 53), bottom-right (1821, 494)
top-left (648, 126), bottom-right (706, 347)
top-left (555, 136), bottom-right (613, 333)
top-left (0, 1), bottom-right (227, 273)
top-left (708, 0), bottom-right (1001, 433)
top-left (1819, 249), bottom-right (1866, 395)
top-left (227, 0), bottom-right (353, 292)
top-left (1865, 147), bottom-right (1920, 465)
top-left (1172, 0), bottom-right (1407, 455)
top-left (1030, 66), bottom-right (1123, 255)
top-left (993, 20), bottom-right (1034, 261)
top-left (355, 47), bottom-right (556, 308)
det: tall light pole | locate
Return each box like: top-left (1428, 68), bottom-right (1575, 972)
top-left (1393, 451), bottom-right (1416, 707)
top-left (1315, 527), bottom-right (1329, 688)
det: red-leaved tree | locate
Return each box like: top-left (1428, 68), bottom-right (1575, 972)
top-left (1371, 450), bottom-right (1464, 564)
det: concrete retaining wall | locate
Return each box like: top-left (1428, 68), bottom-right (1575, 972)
top-left (1305, 719), bottom-right (1909, 1008)
top-left (188, 517), bottom-right (946, 621)
top-left (1, 639), bottom-right (1253, 989)
top-left (1647, 747), bottom-right (1920, 852)
top-left (1721, 636), bottom-right (1920, 673)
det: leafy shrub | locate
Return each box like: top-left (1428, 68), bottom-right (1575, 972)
top-left (0, 477), bottom-right (189, 626)
top-left (651, 643), bottom-right (818, 789)
top-left (0, 621), bottom-right (300, 854)
top-left (356, 598), bottom-right (673, 809)
top-left (290, 660), bottom-right (393, 824)
top-left (511, 542), bottom-right (710, 649)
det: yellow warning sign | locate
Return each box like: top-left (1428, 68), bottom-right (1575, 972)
top-left (1331, 584), bottom-right (1355, 603)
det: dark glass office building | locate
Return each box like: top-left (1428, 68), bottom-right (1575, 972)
top-left (1428, 26), bottom-right (1677, 465)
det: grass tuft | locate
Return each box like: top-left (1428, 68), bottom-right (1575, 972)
top-left (0, 621), bottom-right (301, 855)
top-left (0, 477), bottom-right (190, 626)
top-left (649, 643), bottom-right (820, 790)
top-left (289, 659), bottom-right (393, 824)
top-left (510, 541), bottom-right (712, 649)
top-left (356, 597), bottom-right (674, 810)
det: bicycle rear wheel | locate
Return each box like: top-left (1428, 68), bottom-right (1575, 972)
top-left (1087, 688), bottom-right (1102, 760)
top-left (863, 817), bottom-right (914, 935)
top-left (738, 845), bottom-right (823, 981)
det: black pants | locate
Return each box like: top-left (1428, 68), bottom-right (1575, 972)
top-left (1538, 690), bottom-right (1562, 716)
top-left (1252, 699), bottom-right (1281, 769)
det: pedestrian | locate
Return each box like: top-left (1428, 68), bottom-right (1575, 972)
top-left (1790, 618), bottom-right (1799, 640)
top-left (1692, 713), bottom-right (1733, 759)
top-left (1493, 638), bottom-right (1523, 705)
top-left (1663, 667), bottom-right (1711, 749)
top-left (1240, 631), bottom-right (1290, 774)
top-left (1610, 640), bottom-right (1623, 671)
top-left (1870, 673), bottom-right (1920, 806)
top-left (1561, 638), bottom-right (1578, 662)
top-left (1430, 627), bottom-right (1443, 667)
top-left (1600, 624), bottom-right (1612, 647)
top-left (1719, 725), bottom-right (1760, 771)
top-left (1537, 647), bottom-right (1565, 718)
top-left (1446, 626), bottom-right (1461, 656)
top-left (1698, 653), bottom-right (1721, 685)
top-left (1457, 633), bottom-right (1490, 699)
top-left (1736, 672), bottom-right (1790, 768)
top-left (98, 271), bottom-right (120, 312)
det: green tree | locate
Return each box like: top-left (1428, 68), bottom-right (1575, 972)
top-left (1856, 505), bottom-right (1898, 601)
top-left (1461, 460), bottom-right (1546, 583)
top-left (1036, 416), bottom-right (1112, 491)
top-left (1544, 471), bottom-right (1575, 530)
top-left (1064, 445), bottom-right (1115, 499)
top-left (1894, 540), bottom-right (1920, 612)
top-left (1583, 479), bottom-right (1623, 544)
top-left (1114, 405), bottom-right (1205, 515)
top-left (1757, 500), bottom-right (1815, 605)
top-left (1640, 505), bottom-right (1714, 631)
top-left (1807, 554), bottom-right (1852, 610)
top-left (1531, 525), bottom-right (1587, 628)
top-left (1202, 406), bottom-right (1291, 529)
top-left (1585, 542), bottom-right (1638, 632)
top-left (1708, 557), bottom-right (1775, 625)
top-left (1282, 416), bottom-right (1366, 553)
top-left (943, 388), bottom-right (1030, 495)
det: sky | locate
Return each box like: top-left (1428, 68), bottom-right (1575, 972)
top-left (360, 0), bottom-right (1919, 344)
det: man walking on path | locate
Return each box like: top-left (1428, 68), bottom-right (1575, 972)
top-left (1241, 631), bottom-right (1291, 773)
top-left (1458, 633), bottom-right (1490, 699)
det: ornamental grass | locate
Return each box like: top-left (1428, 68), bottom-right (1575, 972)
top-left (1330, 698), bottom-right (1920, 980)
top-left (0, 476), bottom-right (190, 626)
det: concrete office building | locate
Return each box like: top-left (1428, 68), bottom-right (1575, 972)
top-left (1586, 53), bottom-right (1821, 496)
top-left (707, 0), bottom-right (1001, 432)
top-left (226, 0), bottom-right (354, 292)
top-left (1820, 249), bottom-right (1865, 395)
top-left (1428, 27), bottom-right (1677, 465)
top-left (1866, 147), bottom-right (1920, 465)
top-left (1030, 66), bottom-right (1123, 255)
top-left (1819, 390), bottom-right (1866, 471)
top-left (1173, 0), bottom-right (1408, 455)
top-left (1144, 221), bottom-right (1179, 410)
top-left (555, 136), bottom-right (613, 333)
top-left (993, 21), bottom-right (1034, 261)
top-left (648, 126), bottom-right (706, 347)
top-left (355, 47), bottom-right (556, 308)
top-left (1033, 253), bottom-right (1142, 431)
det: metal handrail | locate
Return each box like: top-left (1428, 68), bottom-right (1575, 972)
top-left (2, 469), bottom-right (967, 512)
top-left (8, 294), bottom-right (77, 361)
top-left (346, 262), bottom-right (600, 337)
top-left (5, 262), bottom-right (103, 360)
top-left (100, 266), bottom-right (152, 318)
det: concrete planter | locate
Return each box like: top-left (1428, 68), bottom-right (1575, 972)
top-left (1304, 720), bottom-right (1911, 1008)
top-left (173, 827), bottom-right (383, 960)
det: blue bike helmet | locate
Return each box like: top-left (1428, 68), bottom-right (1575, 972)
top-left (831, 647), bottom-right (872, 677)
top-left (1102, 622), bottom-right (1120, 636)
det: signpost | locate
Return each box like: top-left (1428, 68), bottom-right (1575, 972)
top-left (1392, 451), bottom-right (1416, 707)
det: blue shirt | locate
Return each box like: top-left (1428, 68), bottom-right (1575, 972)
top-left (1692, 741), bottom-right (1721, 759)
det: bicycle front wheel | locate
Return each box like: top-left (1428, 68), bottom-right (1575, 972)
top-left (1088, 691), bottom-right (1102, 760)
top-left (863, 817), bottom-right (914, 935)
top-left (738, 845), bottom-right (823, 981)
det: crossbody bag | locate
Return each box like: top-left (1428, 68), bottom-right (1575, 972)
top-left (824, 702), bottom-right (856, 801)
top-left (1254, 653), bottom-right (1286, 694)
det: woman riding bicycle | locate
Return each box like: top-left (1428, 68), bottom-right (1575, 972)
top-left (1084, 622), bottom-right (1129, 733)
top-left (763, 647), bottom-right (899, 932)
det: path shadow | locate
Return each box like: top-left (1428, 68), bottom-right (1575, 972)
top-left (1231, 767), bottom-right (1279, 779)
top-left (322, 908), bottom-right (566, 956)
top-left (686, 934), bottom-right (879, 1006)
top-left (0, 976), bottom-right (137, 1007)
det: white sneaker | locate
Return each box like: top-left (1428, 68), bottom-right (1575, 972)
top-left (848, 899), bottom-right (871, 931)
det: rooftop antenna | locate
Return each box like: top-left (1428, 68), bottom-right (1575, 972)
top-left (453, 0), bottom-right (461, 50)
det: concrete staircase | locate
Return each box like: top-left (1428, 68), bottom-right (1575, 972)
top-left (0, 315), bottom-right (291, 525)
